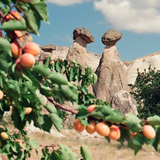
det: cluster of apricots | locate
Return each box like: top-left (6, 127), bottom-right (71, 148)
top-left (74, 105), bottom-right (157, 141)
top-left (4, 10), bottom-right (40, 69)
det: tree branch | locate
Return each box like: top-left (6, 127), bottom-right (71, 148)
top-left (0, 10), bottom-right (5, 18)
top-left (47, 97), bottom-right (77, 114)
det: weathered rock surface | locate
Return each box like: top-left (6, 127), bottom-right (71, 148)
top-left (110, 90), bottom-right (138, 115)
top-left (73, 27), bottom-right (94, 44)
top-left (101, 29), bottom-right (122, 45)
top-left (66, 28), bottom-right (95, 69)
top-left (124, 52), bottom-right (160, 84)
top-left (93, 44), bottom-right (130, 102)
top-left (21, 31), bottom-right (33, 47)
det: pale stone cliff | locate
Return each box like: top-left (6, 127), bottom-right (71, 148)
top-left (41, 45), bottom-right (160, 85)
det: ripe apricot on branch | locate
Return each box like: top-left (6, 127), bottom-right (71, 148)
top-left (24, 42), bottom-right (40, 56)
top-left (95, 122), bottom-right (110, 137)
top-left (86, 121), bottom-right (96, 134)
top-left (0, 90), bottom-right (4, 100)
top-left (73, 119), bottom-right (86, 133)
top-left (20, 53), bottom-right (35, 68)
top-left (11, 42), bottom-right (22, 58)
top-left (108, 125), bottom-right (121, 140)
top-left (142, 125), bottom-right (156, 139)
top-left (25, 107), bottom-right (32, 115)
top-left (6, 11), bottom-right (22, 21)
top-left (87, 105), bottom-right (96, 114)
top-left (0, 132), bottom-right (8, 141)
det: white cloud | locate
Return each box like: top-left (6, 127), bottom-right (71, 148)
top-left (94, 0), bottom-right (160, 33)
top-left (47, 0), bottom-right (91, 6)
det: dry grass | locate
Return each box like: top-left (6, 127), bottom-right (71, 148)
top-left (1, 116), bottom-right (160, 160)
top-left (27, 129), bottom-right (160, 160)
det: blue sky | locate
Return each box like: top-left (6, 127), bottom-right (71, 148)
top-left (32, 0), bottom-right (160, 61)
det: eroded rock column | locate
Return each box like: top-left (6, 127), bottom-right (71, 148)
top-left (93, 29), bottom-right (130, 102)
top-left (66, 28), bottom-right (94, 68)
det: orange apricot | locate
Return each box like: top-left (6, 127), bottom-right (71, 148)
top-left (11, 42), bottom-right (22, 58)
top-left (6, 11), bottom-right (22, 21)
top-left (95, 122), bottom-right (110, 137)
top-left (87, 105), bottom-right (96, 114)
top-left (142, 125), bottom-right (156, 139)
top-left (0, 132), bottom-right (8, 141)
top-left (0, 90), bottom-right (4, 100)
top-left (24, 42), bottom-right (40, 56)
top-left (108, 125), bottom-right (121, 140)
top-left (25, 107), bottom-right (32, 115)
top-left (73, 119), bottom-right (86, 133)
top-left (20, 53), bottom-right (35, 68)
top-left (86, 121), bottom-right (96, 134)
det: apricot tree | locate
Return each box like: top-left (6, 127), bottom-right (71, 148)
top-left (0, 0), bottom-right (160, 159)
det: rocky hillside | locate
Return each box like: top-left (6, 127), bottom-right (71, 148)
top-left (40, 44), bottom-right (160, 85)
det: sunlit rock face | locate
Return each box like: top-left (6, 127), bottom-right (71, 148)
top-left (124, 52), bottom-right (160, 84)
top-left (93, 29), bottom-right (130, 102)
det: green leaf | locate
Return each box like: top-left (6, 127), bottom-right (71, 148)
top-left (56, 144), bottom-right (79, 160)
top-left (80, 145), bottom-right (92, 160)
top-left (76, 105), bottom-right (89, 121)
top-left (132, 134), bottom-right (147, 146)
top-left (31, 1), bottom-right (49, 23)
top-left (124, 113), bottom-right (142, 133)
top-left (11, 108), bottom-right (26, 130)
top-left (19, 142), bottom-right (27, 150)
top-left (60, 85), bottom-right (78, 102)
top-left (33, 64), bottom-right (52, 77)
top-left (118, 127), bottom-right (130, 143)
top-left (40, 84), bottom-right (54, 97)
top-left (1, 20), bottom-right (26, 31)
top-left (44, 104), bottom-right (57, 114)
top-left (17, 151), bottom-right (25, 160)
top-left (92, 73), bottom-right (98, 84)
top-left (0, 38), bottom-right (12, 72)
top-left (28, 138), bottom-right (39, 149)
top-left (147, 115), bottom-right (160, 125)
top-left (35, 115), bottom-right (52, 132)
top-left (48, 73), bottom-right (68, 85)
top-left (105, 110), bottom-right (124, 123)
top-left (91, 105), bottom-right (114, 120)
top-left (50, 113), bottom-right (63, 132)
top-left (151, 127), bottom-right (160, 151)
top-left (24, 8), bottom-right (40, 35)
top-left (128, 139), bottom-right (142, 155)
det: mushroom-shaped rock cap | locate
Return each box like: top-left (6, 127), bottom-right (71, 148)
top-left (102, 29), bottom-right (122, 45)
top-left (73, 28), bottom-right (94, 44)
top-left (40, 44), bottom-right (56, 52)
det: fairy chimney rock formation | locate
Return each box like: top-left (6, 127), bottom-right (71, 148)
top-left (101, 29), bottom-right (122, 46)
top-left (66, 28), bottom-right (94, 68)
top-left (93, 29), bottom-right (130, 102)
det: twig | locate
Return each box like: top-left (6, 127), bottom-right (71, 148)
top-left (47, 97), bottom-right (77, 114)
top-left (0, 10), bottom-right (4, 18)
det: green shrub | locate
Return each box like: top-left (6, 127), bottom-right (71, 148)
top-left (129, 66), bottom-right (160, 119)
